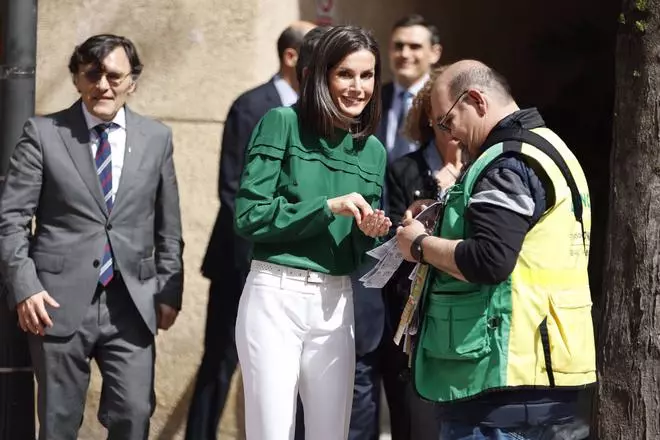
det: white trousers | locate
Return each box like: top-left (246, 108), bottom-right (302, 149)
top-left (236, 260), bottom-right (355, 440)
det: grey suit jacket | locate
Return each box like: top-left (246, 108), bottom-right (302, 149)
top-left (0, 100), bottom-right (184, 337)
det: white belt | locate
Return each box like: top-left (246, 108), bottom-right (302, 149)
top-left (251, 260), bottom-right (330, 284)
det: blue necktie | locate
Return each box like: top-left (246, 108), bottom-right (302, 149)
top-left (94, 124), bottom-right (114, 286)
top-left (390, 90), bottom-right (413, 163)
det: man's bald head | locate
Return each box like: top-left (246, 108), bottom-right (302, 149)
top-left (293, 20), bottom-right (317, 34)
top-left (277, 21), bottom-right (317, 61)
top-left (430, 60), bottom-right (519, 156)
top-left (437, 59), bottom-right (512, 104)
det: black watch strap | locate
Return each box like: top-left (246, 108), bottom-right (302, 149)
top-left (410, 233), bottom-right (429, 264)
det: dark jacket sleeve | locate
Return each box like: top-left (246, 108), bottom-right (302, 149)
top-left (386, 150), bottom-right (435, 236)
top-left (219, 99), bottom-right (253, 213)
top-left (154, 129), bottom-right (185, 309)
top-left (0, 118), bottom-right (45, 307)
top-left (386, 162), bottom-right (409, 230)
top-left (454, 155), bottom-right (548, 284)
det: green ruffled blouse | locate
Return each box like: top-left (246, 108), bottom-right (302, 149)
top-left (234, 106), bottom-right (386, 276)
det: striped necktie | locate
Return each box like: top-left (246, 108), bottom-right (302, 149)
top-left (94, 123), bottom-right (114, 286)
top-left (390, 90), bottom-right (413, 163)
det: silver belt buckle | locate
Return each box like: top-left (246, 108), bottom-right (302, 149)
top-left (306, 271), bottom-right (324, 284)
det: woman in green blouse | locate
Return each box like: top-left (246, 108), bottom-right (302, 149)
top-left (234, 26), bottom-right (390, 440)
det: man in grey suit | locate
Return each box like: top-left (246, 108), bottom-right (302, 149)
top-left (0, 34), bottom-right (184, 440)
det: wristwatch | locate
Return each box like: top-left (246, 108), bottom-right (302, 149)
top-left (410, 233), bottom-right (429, 264)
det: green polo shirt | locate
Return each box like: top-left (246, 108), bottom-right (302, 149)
top-left (234, 106), bottom-right (386, 275)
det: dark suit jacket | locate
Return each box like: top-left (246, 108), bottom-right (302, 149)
top-left (383, 144), bottom-right (438, 332)
top-left (375, 82), bottom-right (395, 147)
top-left (201, 79), bottom-right (282, 280)
top-left (352, 83), bottom-right (395, 356)
top-left (0, 101), bottom-right (184, 337)
top-left (386, 144), bottom-right (438, 227)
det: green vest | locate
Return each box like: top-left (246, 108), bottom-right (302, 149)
top-left (413, 127), bottom-right (597, 403)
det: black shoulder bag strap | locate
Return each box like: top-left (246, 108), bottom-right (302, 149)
top-left (480, 127), bottom-right (589, 388)
top-left (479, 127), bottom-right (587, 254)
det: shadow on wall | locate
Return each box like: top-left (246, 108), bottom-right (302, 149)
top-left (155, 378), bottom-right (196, 440)
top-left (527, 16), bottom-right (617, 313)
top-left (153, 370), bottom-right (245, 440)
top-left (416, 0), bottom-right (619, 311)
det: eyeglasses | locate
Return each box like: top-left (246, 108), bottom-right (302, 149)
top-left (435, 90), bottom-right (468, 133)
top-left (82, 69), bottom-right (132, 87)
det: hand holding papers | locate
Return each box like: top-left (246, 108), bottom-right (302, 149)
top-left (410, 200), bottom-right (443, 231)
top-left (391, 201), bottom-right (444, 356)
top-left (359, 201), bottom-right (443, 289)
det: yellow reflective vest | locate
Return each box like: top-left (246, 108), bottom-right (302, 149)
top-left (414, 127), bottom-right (597, 403)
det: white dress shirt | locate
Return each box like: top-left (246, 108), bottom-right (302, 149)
top-left (273, 74), bottom-right (299, 107)
top-left (82, 104), bottom-right (127, 202)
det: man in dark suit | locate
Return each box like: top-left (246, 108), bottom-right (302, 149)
top-left (0, 34), bottom-right (183, 440)
top-left (354, 14), bottom-right (441, 440)
top-left (185, 21), bottom-right (315, 440)
top-left (377, 14), bottom-right (442, 164)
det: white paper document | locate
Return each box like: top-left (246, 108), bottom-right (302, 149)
top-left (359, 237), bottom-right (404, 288)
top-left (365, 236), bottom-right (397, 260)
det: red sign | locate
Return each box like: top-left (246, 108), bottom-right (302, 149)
top-left (319, 0), bottom-right (333, 12)
top-left (316, 0), bottom-right (336, 25)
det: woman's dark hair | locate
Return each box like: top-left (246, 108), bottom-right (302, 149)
top-left (68, 34), bottom-right (143, 78)
top-left (298, 25), bottom-right (381, 140)
top-left (296, 26), bottom-right (332, 84)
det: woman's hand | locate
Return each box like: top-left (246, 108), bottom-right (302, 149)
top-left (404, 198), bottom-right (436, 221)
top-left (358, 210), bottom-right (392, 238)
top-left (327, 192), bottom-right (373, 224)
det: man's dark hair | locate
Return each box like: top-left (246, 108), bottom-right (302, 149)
top-left (277, 26), bottom-right (307, 61)
top-left (392, 13), bottom-right (441, 46)
top-left (296, 26), bottom-right (332, 84)
top-left (68, 34), bottom-right (143, 78)
top-left (449, 64), bottom-right (513, 103)
top-left (299, 25), bottom-right (382, 140)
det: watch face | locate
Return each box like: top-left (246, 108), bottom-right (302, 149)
top-left (410, 233), bottom-right (429, 263)
top-left (411, 242), bottom-right (422, 261)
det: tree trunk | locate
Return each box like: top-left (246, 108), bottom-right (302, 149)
top-left (595, 0), bottom-right (660, 438)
